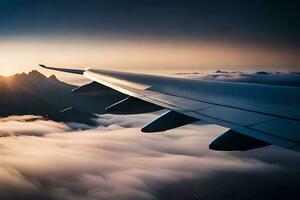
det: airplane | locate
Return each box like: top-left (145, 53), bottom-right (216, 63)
top-left (40, 64), bottom-right (300, 152)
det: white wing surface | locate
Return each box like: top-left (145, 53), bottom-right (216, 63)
top-left (40, 65), bottom-right (300, 152)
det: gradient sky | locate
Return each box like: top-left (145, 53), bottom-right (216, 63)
top-left (0, 0), bottom-right (299, 76)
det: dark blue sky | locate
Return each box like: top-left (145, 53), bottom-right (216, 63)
top-left (0, 0), bottom-right (299, 49)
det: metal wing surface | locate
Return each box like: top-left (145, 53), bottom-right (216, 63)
top-left (40, 65), bottom-right (300, 152)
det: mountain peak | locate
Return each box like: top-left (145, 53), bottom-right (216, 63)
top-left (28, 70), bottom-right (47, 80)
top-left (48, 74), bottom-right (59, 81)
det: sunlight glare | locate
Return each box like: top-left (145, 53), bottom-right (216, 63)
top-left (0, 68), bottom-right (16, 77)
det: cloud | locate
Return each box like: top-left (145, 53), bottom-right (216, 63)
top-left (0, 113), bottom-right (290, 200)
top-left (0, 115), bottom-right (71, 137)
top-left (175, 71), bottom-right (300, 87)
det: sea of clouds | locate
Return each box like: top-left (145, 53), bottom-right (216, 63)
top-left (175, 70), bottom-right (300, 86)
top-left (0, 112), bottom-right (299, 200)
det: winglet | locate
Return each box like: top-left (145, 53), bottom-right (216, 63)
top-left (39, 64), bottom-right (47, 68)
top-left (39, 64), bottom-right (84, 75)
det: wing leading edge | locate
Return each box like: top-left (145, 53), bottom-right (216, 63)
top-left (40, 65), bottom-right (300, 152)
top-left (39, 64), bottom-right (84, 74)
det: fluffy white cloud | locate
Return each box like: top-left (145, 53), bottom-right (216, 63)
top-left (0, 115), bottom-right (71, 137)
top-left (0, 113), bottom-right (283, 200)
top-left (175, 71), bottom-right (300, 86)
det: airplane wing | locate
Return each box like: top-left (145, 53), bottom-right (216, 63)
top-left (40, 64), bottom-right (300, 152)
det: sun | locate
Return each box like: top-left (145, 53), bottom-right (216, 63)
top-left (0, 68), bottom-right (16, 77)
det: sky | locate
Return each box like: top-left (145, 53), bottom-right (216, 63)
top-left (0, 0), bottom-right (299, 77)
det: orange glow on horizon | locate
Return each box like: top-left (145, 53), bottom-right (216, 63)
top-left (0, 68), bottom-right (17, 77)
top-left (0, 37), bottom-right (299, 78)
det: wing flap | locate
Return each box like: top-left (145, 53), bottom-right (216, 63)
top-left (198, 106), bottom-right (276, 126)
top-left (251, 119), bottom-right (300, 141)
top-left (232, 126), bottom-right (297, 149)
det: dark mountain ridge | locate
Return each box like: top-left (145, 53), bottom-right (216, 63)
top-left (0, 70), bottom-right (125, 118)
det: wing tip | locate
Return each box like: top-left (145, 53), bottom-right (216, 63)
top-left (39, 64), bottom-right (47, 68)
top-left (38, 64), bottom-right (84, 74)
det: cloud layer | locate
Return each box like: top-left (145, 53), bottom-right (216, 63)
top-left (0, 113), bottom-right (291, 200)
top-left (176, 71), bottom-right (300, 87)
